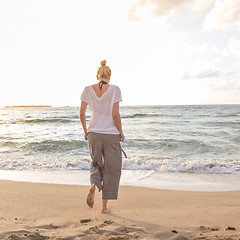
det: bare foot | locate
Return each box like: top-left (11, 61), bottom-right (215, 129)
top-left (101, 207), bottom-right (111, 214)
top-left (86, 185), bottom-right (95, 208)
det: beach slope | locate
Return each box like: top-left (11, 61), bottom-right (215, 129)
top-left (0, 180), bottom-right (239, 240)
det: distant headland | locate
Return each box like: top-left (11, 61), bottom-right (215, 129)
top-left (4, 105), bottom-right (52, 108)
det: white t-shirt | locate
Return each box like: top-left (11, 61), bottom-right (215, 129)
top-left (81, 84), bottom-right (122, 134)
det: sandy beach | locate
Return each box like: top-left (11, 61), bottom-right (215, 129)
top-left (0, 180), bottom-right (239, 240)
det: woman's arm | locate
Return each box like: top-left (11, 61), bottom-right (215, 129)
top-left (112, 102), bottom-right (125, 141)
top-left (79, 101), bottom-right (88, 140)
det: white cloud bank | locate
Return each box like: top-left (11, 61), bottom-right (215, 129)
top-left (203, 0), bottom-right (240, 30)
top-left (182, 69), bottom-right (220, 79)
top-left (127, 0), bottom-right (188, 21)
top-left (127, 0), bottom-right (215, 21)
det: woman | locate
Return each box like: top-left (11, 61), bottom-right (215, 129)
top-left (79, 60), bottom-right (124, 213)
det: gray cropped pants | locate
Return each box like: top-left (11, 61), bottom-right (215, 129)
top-left (87, 132), bottom-right (122, 200)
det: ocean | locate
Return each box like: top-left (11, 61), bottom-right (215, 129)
top-left (0, 105), bottom-right (240, 191)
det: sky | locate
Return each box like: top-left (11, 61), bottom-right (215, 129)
top-left (0, 0), bottom-right (240, 107)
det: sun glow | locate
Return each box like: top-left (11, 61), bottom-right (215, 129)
top-left (0, 0), bottom-right (240, 107)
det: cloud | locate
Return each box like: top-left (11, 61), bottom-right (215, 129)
top-left (182, 69), bottom-right (220, 79)
top-left (195, 69), bottom-right (220, 78)
top-left (203, 0), bottom-right (240, 30)
top-left (127, 0), bottom-right (215, 21)
top-left (191, 0), bottom-right (215, 17)
top-left (213, 37), bottom-right (240, 65)
top-left (127, 0), bottom-right (189, 21)
top-left (182, 72), bottom-right (191, 80)
top-left (227, 69), bottom-right (237, 76)
top-left (225, 38), bottom-right (240, 59)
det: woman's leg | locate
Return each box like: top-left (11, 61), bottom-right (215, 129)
top-left (87, 133), bottom-right (103, 208)
top-left (102, 134), bottom-right (122, 200)
top-left (87, 133), bottom-right (122, 212)
top-left (86, 184), bottom-right (95, 208)
top-left (101, 199), bottom-right (109, 213)
top-left (87, 133), bottom-right (104, 192)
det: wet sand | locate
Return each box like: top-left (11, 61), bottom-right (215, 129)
top-left (0, 180), bottom-right (239, 239)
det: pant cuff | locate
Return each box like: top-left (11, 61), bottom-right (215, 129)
top-left (102, 192), bottom-right (118, 200)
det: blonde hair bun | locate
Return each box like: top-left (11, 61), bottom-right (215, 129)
top-left (97, 60), bottom-right (111, 78)
top-left (100, 60), bottom-right (106, 67)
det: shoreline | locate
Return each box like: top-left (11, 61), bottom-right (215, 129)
top-left (0, 180), bottom-right (239, 240)
top-left (1, 169), bottom-right (240, 192)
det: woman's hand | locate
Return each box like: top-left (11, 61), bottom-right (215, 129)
top-left (120, 132), bottom-right (125, 142)
top-left (84, 131), bottom-right (88, 141)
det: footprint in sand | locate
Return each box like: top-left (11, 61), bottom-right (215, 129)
top-left (80, 219), bottom-right (92, 224)
top-left (2, 231), bottom-right (47, 240)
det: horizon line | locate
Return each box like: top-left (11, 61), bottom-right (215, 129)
top-left (1, 103), bottom-right (240, 108)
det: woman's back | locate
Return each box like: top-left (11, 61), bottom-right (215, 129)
top-left (81, 84), bottom-right (122, 134)
top-left (91, 83), bottom-right (109, 97)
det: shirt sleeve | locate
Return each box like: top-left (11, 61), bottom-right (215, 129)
top-left (80, 87), bottom-right (88, 104)
top-left (113, 86), bottom-right (122, 103)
